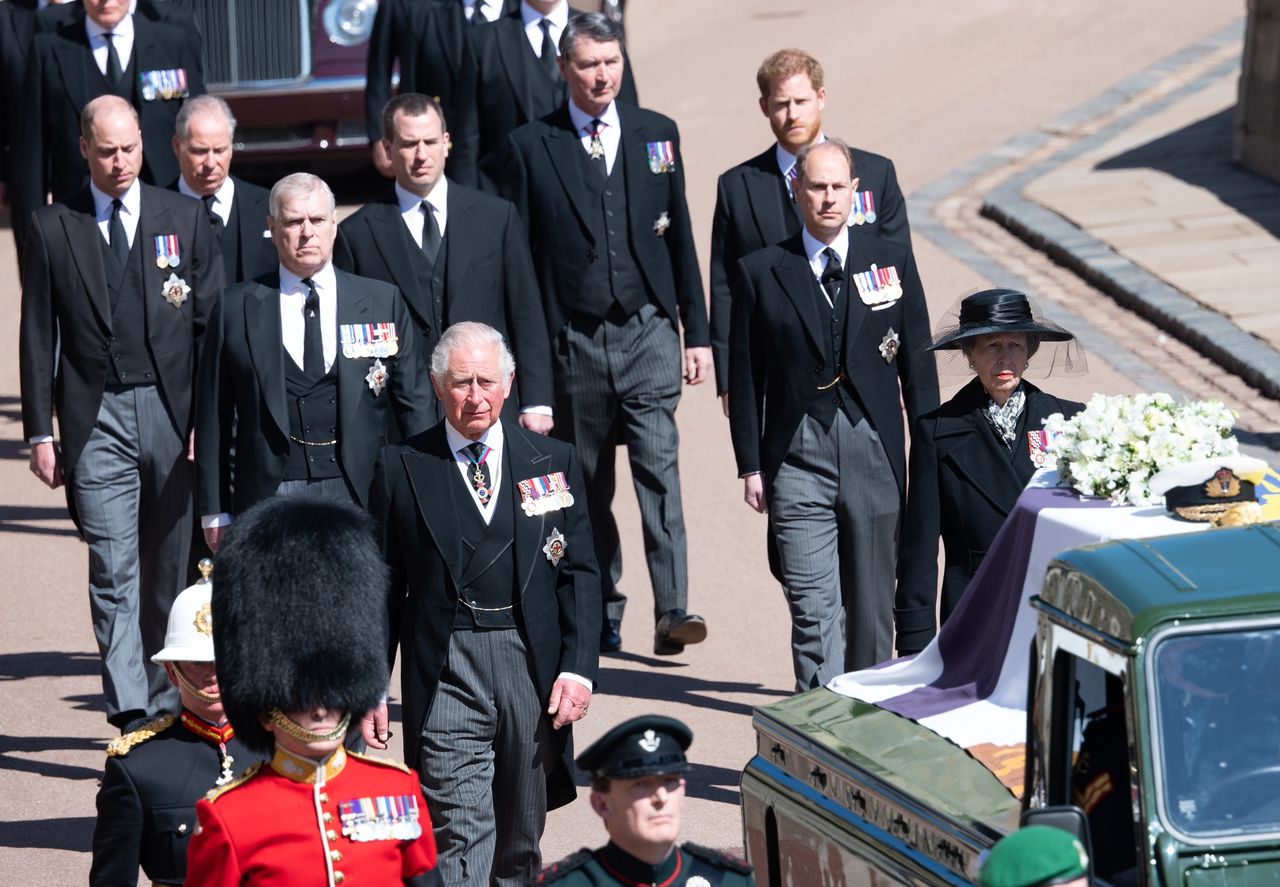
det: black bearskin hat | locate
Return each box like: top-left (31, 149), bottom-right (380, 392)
top-left (211, 497), bottom-right (390, 754)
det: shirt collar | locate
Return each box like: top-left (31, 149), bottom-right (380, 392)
top-left (568, 99), bottom-right (619, 135)
top-left (270, 745), bottom-right (347, 785)
top-left (178, 175), bottom-right (235, 207)
top-left (279, 261), bottom-right (337, 295)
top-left (802, 224), bottom-right (849, 268)
top-left (84, 10), bottom-right (134, 42)
top-left (597, 842), bottom-right (681, 885)
top-left (395, 177), bottom-right (448, 215)
top-left (89, 178), bottom-right (140, 219)
top-left (521, 0), bottom-right (568, 28)
top-left (444, 416), bottom-right (505, 460)
top-left (775, 132), bottom-right (826, 177)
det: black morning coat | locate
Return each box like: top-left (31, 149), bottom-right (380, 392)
top-left (894, 377), bottom-right (1084, 652)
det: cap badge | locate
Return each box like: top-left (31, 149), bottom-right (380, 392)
top-left (1206, 468), bottom-right (1241, 499)
top-left (194, 602), bottom-right (213, 637)
top-left (879, 328), bottom-right (900, 363)
top-left (543, 528), bottom-right (566, 567)
top-left (638, 729), bottom-right (660, 753)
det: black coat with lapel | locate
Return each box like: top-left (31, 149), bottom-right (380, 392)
top-left (450, 7), bottom-right (639, 190)
top-left (334, 182), bottom-right (553, 416)
top-left (728, 230), bottom-right (938, 492)
top-left (19, 183), bottom-right (225, 486)
top-left (12, 7), bottom-right (205, 249)
top-left (369, 421), bottom-right (601, 810)
top-left (194, 269), bottom-right (438, 518)
top-left (895, 378), bottom-right (1084, 651)
top-left (500, 102), bottom-right (709, 346)
top-left (709, 144), bottom-right (910, 393)
top-left (0, 1), bottom-right (35, 193)
top-left (169, 176), bottom-right (276, 285)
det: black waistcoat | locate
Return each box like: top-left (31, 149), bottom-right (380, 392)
top-left (405, 223), bottom-right (447, 338)
top-left (575, 143), bottom-right (650, 319)
top-left (805, 269), bottom-right (864, 429)
top-left (282, 353), bottom-right (342, 481)
top-left (101, 229), bottom-right (160, 385)
top-left (451, 449), bottom-right (517, 630)
top-left (217, 205), bottom-right (240, 283)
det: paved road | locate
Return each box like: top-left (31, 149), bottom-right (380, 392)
top-left (0, 1), bottom-right (1246, 881)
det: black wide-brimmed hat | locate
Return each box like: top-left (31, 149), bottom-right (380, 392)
top-left (929, 288), bottom-right (1087, 379)
top-left (211, 498), bottom-right (390, 754)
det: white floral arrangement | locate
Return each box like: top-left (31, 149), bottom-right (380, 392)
top-left (1043, 393), bottom-right (1239, 506)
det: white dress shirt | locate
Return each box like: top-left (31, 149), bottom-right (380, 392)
top-left (84, 11), bottom-right (134, 77)
top-left (802, 225), bottom-right (849, 309)
top-left (567, 99), bottom-right (621, 176)
top-left (279, 263), bottom-right (338, 373)
top-left (90, 178), bottom-right (140, 249)
top-left (463, 0), bottom-right (502, 23)
top-left (395, 179), bottom-right (449, 249)
top-left (520, 0), bottom-right (568, 59)
top-left (178, 176), bottom-right (236, 226)
top-left (444, 415), bottom-right (504, 525)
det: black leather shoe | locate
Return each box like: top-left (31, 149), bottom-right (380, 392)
top-left (654, 609), bottom-right (707, 655)
top-left (600, 618), bottom-right (622, 653)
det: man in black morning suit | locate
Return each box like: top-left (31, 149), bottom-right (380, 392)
top-left (729, 140), bottom-right (938, 688)
top-left (450, 0), bottom-right (638, 191)
top-left (170, 95), bottom-right (276, 285)
top-left (710, 49), bottom-right (909, 409)
top-left (499, 13), bottom-right (710, 656)
top-left (365, 322), bottom-right (601, 885)
top-left (194, 173), bottom-right (437, 554)
top-left (11, 0), bottom-right (204, 252)
top-left (336, 93), bottom-right (553, 430)
top-left (364, 0), bottom-right (519, 175)
top-left (19, 96), bottom-right (225, 730)
top-left (0, 0), bottom-right (37, 223)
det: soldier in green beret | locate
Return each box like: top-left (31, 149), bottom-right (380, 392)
top-left (979, 825), bottom-right (1089, 887)
top-left (536, 715), bottom-right (755, 886)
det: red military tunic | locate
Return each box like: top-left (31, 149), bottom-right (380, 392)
top-left (187, 745), bottom-right (438, 886)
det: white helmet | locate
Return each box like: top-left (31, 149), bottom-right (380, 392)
top-left (151, 559), bottom-right (215, 663)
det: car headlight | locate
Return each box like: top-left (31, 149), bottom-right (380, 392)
top-left (322, 0), bottom-right (378, 47)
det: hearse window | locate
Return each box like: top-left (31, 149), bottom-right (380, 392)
top-left (1151, 628), bottom-right (1280, 840)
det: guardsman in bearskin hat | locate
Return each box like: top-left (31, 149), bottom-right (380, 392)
top-left (185, 498), bottom-right (442, 886)
top-left (91, 560), bottom-right (264, 886)
top-left (536, 715), bottom-right (756, 886)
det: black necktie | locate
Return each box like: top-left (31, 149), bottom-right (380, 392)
top-left (104, 32), bottom-right (125, 92)
top-left (109, 198), bottom-right (129, 267)
top-left (464, 442), bottom-right (492, 503)
top-left (302, 278), bottom-right (323, 376)
top-left (420, 201), bottom-right (442, 267)
top-left (820, 247), bottom-right (843, 305)
top-left (538, 18), bottom-right (560, 81)
top-left (469, 0), bottom-right (485, 25)
top-left (202, 194), bottom-right (223, 230)
top-left (586, 118), bottom-right (607, 181)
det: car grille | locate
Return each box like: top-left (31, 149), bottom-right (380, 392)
top-left (171, 0), bottom-right (310, 86)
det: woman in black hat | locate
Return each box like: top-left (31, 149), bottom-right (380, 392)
top-left (894, 289), bottom-right (1086, 654)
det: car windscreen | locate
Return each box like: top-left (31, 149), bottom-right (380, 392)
top-left (1151, 626), bottom-right (1280, 841)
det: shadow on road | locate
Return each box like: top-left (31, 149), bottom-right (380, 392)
top-left (0, 734), bottom-right (103, 782)
top-left (596, 666), bottom-right (791, 718)
top-left (0, 504), bottom-right (76, 537)
top-left (0, 650), bottom-right (98, 681)
top-left (1096, 107), bottom-right (1280, 238)
top-left (0, 816), bottom-right (95, 852)
top-left (0, 393), bottom-right (22, 423)
top-left (685, 761), bottom-right (744, 805)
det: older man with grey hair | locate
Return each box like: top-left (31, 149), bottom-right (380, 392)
top-left (170, 94), bottom-right (276, 284)
top-left (367, 320), bottom-right (601, 886)
top-left (194, 171), bottom-right (436, 552)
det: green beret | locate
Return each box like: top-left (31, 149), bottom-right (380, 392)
top-left (979, 826), bottom-right (1089, 887)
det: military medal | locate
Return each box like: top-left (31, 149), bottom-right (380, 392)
top-left (340, 795), bottom-right (423, 842)
top-left (162, 273), bottom-right (191, 308)
top-left (653, 211), bottom-right (670, 237)
top-left (365, 358), bottom-right (388, 396)
top-left (589, 135), bottom-right (605, 160)
top-left (852, 190), bottom-right (866, 226)
top-left (178, 711), bottom-right (237, 785)
top-left (853, 263), bottom-right (902, 307)
top-left (518, 472), bottom-right (574, 516)
top-left (864, 190), bottom-right (878, 225)
top-left (879, 328), bottom-right (900, 363)
top-left (341, 322), bottom-right (399, 359)
top-left (543, 527), bottom-right (566, 566)
top-left (1027, 429), bottom-right (1061, 468)
top-left (646, 140), bottom-right (676, 174)
top-left (154, 234), bottom-right (180, 268)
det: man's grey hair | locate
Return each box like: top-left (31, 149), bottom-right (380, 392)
top-left (268, 172), bottom-right (336, 218)
top-left (558, 11), bottom-right (623, 59)
top-left (175, 94), bottom-right (237, 142)
top-left (430, 322), bottom-right (516, 382)
top-left (794, 138), bottom-right (856, 182)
